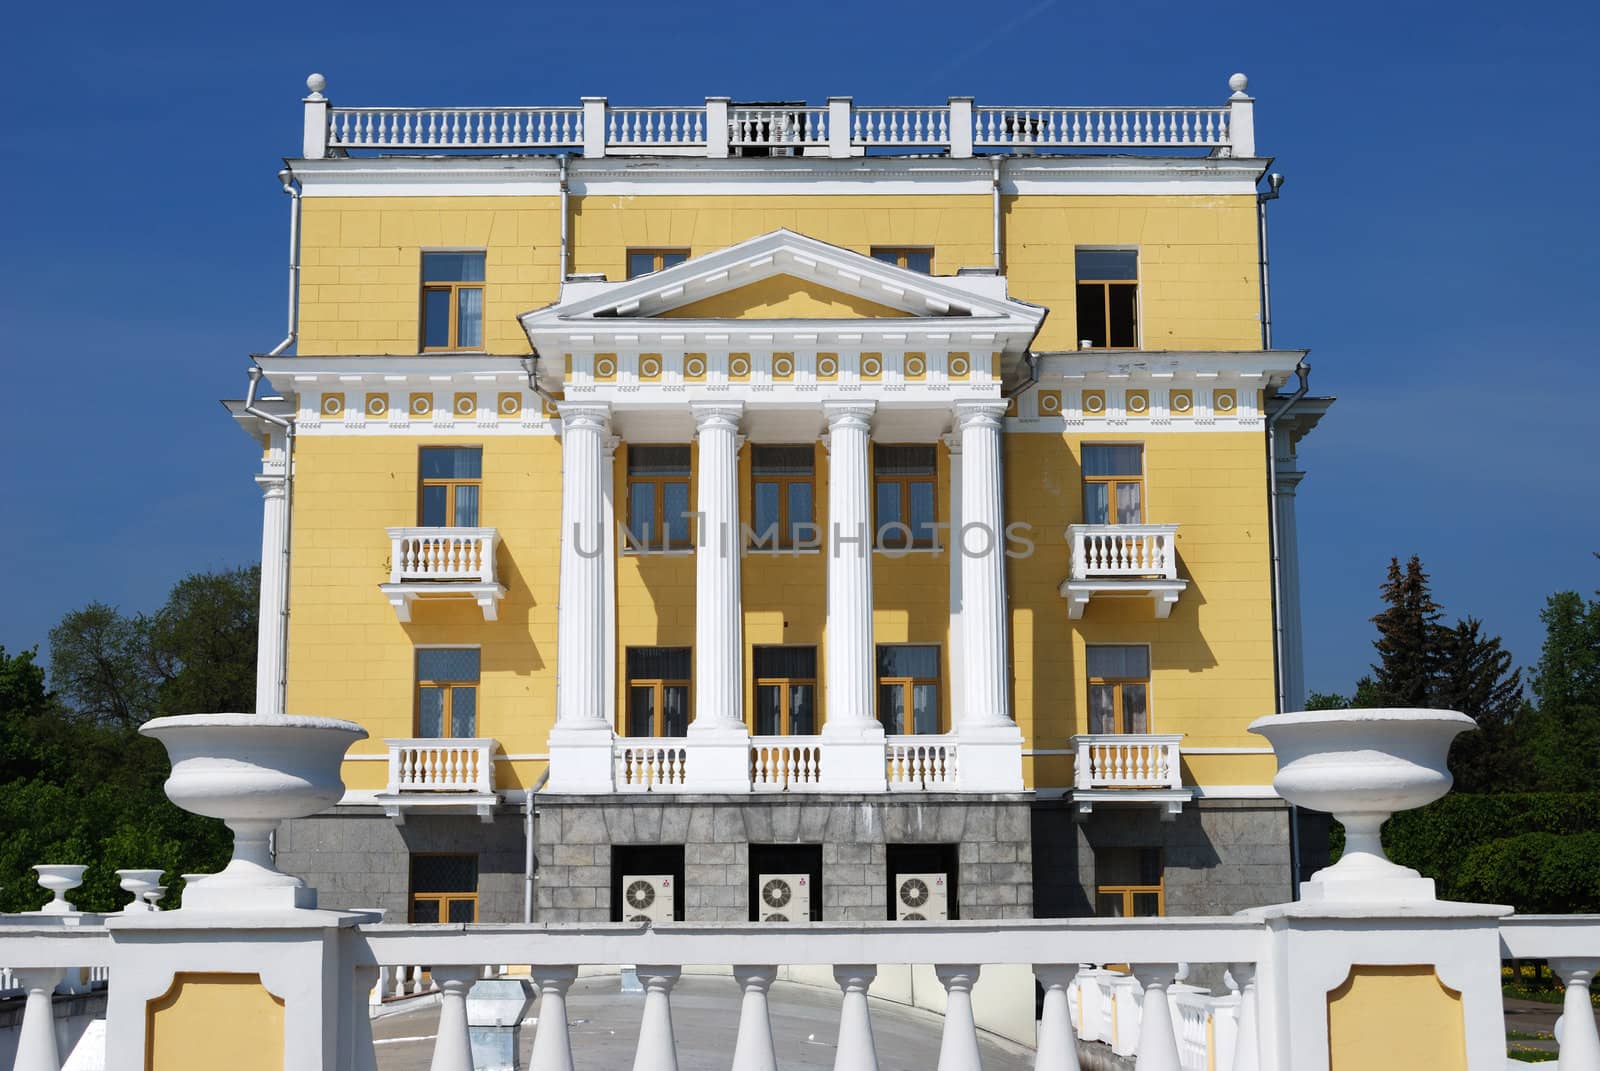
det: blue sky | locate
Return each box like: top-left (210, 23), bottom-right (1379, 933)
top-left (3, 0), bottom-right (1597, 699)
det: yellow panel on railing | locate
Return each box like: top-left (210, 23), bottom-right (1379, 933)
top-left (1326, 966), bottom-right (1465, 1071)
top-left (146, 972), bottom-right (285, 1071)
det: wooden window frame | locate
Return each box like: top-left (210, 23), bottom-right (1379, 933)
top-left (752, 646), bottom-right (819, 736)
top-left (409, 852), bottom-right (479, 924)
top-left (415, 650), bottom-right (480, 739)
top-left (625, 447), bottom-right (693, 551)
top-left (1095, 848), bottom-right (1165, 918)
top-left (420, 252), bottom-right (486, 353)
top-left (1086, 646), bottom-right (1151, 735)
top-left (627, 248), bottom-right (691, 278)
top-left (1075, 249), bottom-right (1139, 351)
top-left (750, 447), bottom-right (816, 550)
top-left (1081, 444), bottom-right (1144, 526)
top-left (873, 447), bottom-right (938, 550)
top-left (418, 447), bottom-right (483, 528)
top-left (876, 645), bottom-right (941, 735)
top-left (625, 674), bottom-right (691, 738)
top-left (870, 247), bottom-right (935, 273)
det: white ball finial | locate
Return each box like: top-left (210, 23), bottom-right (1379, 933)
top-left (1228, 73), bottom-right (1249, 95)
top-left (306, 73), bottom-right (327, 98)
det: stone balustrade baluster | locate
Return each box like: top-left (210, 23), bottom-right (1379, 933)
top-left (352, 964), bottom-right (381, 1071)
top-left (12, 967), bottom-right (65, 1071)
top-left (632, 965), bottom-right (681, 1071)
top-left (1131, 963), bottom-right (1183, 1071)
top-left (428, 965), bottom-right (480, 1071)
top-left (1549, 958), bottom-right (1600, 1070)
top-left (935, 964), bottom-right (983, 1071)
top-left (1228, 962), bottom-right (1259, 1071)
top-left (731, 965), bottom-right (779, 1071)
top-left (834, 965), bottom-right (881, 1071)
top-left (1034, 965), bottom-right (1083, 1070)
top-left (529, 967), bottom-right (578, 1071)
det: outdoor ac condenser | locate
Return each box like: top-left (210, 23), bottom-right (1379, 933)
top-left (621, 874), bottom-right (675, 924)
top-left (894, 872), bottom-right (949, 921)
top-left (757, 873), bottom-right (812, 922)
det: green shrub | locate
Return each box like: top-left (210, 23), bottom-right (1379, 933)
top-left (1456, 832), bottom-right (1600, 914)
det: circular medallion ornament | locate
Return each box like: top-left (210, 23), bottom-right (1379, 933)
top-left (595, 356), bottom-right (617, 379)
top-left (948, 355), bottom-right (970, 377)
top-left (906, 355), bottom-right (926, 377)
top-left (1215, 390), bottom-right (1237, 413)
top-left (498, 392), bottom-right (521, 418)
top-left (861, 355), bottom-right (882, 377)
top-left (320, 393), bottom-right (344, 418)
top-left (1038, 391), bottom-right (1061, 415)
top-left (410, 393), bottom-right (432, 418)
top-left (1171, 390), bottom-right (1193, 415)
top-left (730, 355), bottom-right (751, 378)
top-left (1127, 391), bottom-right (1149, 415)
top-left (685, 355), bottom-right (707, 378)
top-left (773, 355), bottom-right (794, 378)
top-left (366, 394), bottom-right (388, 418)
top-left (1084, 392), bottom-right (1106, 415)
top-left (454, 393), bottom-right (476, 417)
top-left (641, 356), bottom-right (662, 379)
top-left (817, 355), bottom-right (838, 378)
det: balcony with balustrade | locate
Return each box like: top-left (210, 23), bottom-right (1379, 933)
top-left (1060, 523), bottom-right (1187, 620)
top-left (611, 734), bottom-right (960, 793)
top-left (379, 527), bottom-right (506, 623)
top-left (1072, 733), bottom-right (1192, 819)
top-left (374, 738), bottom-right (498, 821)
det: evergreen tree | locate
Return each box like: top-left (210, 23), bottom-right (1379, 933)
top-left (1435, 617), bottom-right (1528, 793)
top-left (1369, 556), bottom-right (1443, 707)
top-left (1530, 588), bottom-right (1600, 791)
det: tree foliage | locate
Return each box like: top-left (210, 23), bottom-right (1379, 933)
top-left (1528, 587), bottom-right (1600, 792)
top-left (0, 567), bottom-right (256, 912)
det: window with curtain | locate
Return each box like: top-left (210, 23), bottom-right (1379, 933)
top-left (416, 648), bottom-right (480, 738)
top-left (1082, 443), bottom-right (1143, 526)
top-left (421, 252), bottom-right (486, 351)
top-left (419, 447), bottom-right (483, 527)
top-left (627, 249), bottom-right (690, 278)
top-left (874, 445), bottom-right (938, 549)
top-left (753, 646), bottom-right (818, 735)
top-left (876, 645), bottom-right (940, 735)
top-left (626, 647), bottom-right (690, 737)
top-left (1075, 249), bottom-right (1138, 349)
top-left (751, 445), bottom-right (815, 549)
top-left (870, 247), bottom-right (934, 273)
top-left (1086, 645), bottom-right (1149, 734)
top-left (410, 853), bottom-right (478, 923)
top-left (627, 446), bottom-right (692, 550)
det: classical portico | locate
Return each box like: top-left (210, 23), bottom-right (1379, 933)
top-left (521, 230), bottom-right (1046, 794)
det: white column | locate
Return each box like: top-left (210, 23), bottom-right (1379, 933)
top-left (934, 965), bottom-right (983, 1071)
top-left (953, 401), bottom-right (1024, 791)
top-left (549, 403), bottom-right (615, 792)
top-left (603, 435), bottom-right (620, 731)
top-left (11, 968), bottom-right (64, 1071)
top-left (1228, 962), bottom-right (1259, 1071)
top-left (254, 428), bottom-right (289, 716)
top-left (1549, 958), bottom-right (1600, 1070)
top-left (529, 967), bottom-right (578, 1071)
top-left (821, 402), bottom-right (887, 791)
top-left (1130, 964), bottom-right (1183, 1071)
top-left (833, 965), bottom-right (881, 1071)
top-left (944, 432), bottom-right (966, 728)
top-left (1273, 441), bottom-right (1307, 711)
top-left (686, 404), bottom-right (752, 789)
top-left (631, 966), bottom-right (681, 1071)
top-left (731, 966), bottom-right (779, 1071)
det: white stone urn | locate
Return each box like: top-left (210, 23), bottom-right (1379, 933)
top-left (1248, 708), bottom-right (1475, 903)
top-left (140, 713), bottom-right (367, 912)
top-left (32, 864), bottom-right (87, 914)
top-left (115, 869), bottom-right (165, 913)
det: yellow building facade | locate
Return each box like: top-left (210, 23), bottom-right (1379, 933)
top-left (236, 76), bottom-right (1329, 925)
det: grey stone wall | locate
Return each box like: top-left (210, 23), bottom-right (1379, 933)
top-left (1032, 798), bottom-right (1293, 918)
top-left (276, 809), bottom-right (528, 923)
top-left (535, 794), bottom-right (1034, 923)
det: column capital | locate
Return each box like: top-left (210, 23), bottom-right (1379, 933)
top-left (953, 399), bottom-right (1009, 430)
top-left (254, 472), bottom-right (287, 499)
top-left (691, 401), bottom-right (744, 431)
top-left (940, 430), bottom-right (962, 454)
top-left (823, 399), bottom-right (876, 432)
top-left (603, 434), bottom-right (622, 458)
top-left (556, 401), bottom-right (612, 433)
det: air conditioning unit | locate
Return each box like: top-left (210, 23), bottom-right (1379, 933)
top-left (757, 873), bottom-right (812, 922)
top-left (621, 874), bottom-right (675, 924)
top-left (894, 872), bottom-right (949, 921)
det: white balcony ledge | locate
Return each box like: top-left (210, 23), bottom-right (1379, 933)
top-left (1061, 523), bottom-right (1187, 620)
top-left (1071, 733), bottom-right (1193, 820)
top-left (375, 738), bottom-right (499, 822)
top-left (380, 527), bottom-right (506, 623)
top-left (606, 733), bottom-right (967, 793)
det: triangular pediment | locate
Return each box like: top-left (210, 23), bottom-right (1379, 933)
top-left (519, 229), bottom-right (1046, 330)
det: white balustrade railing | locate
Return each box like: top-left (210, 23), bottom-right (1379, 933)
top-left (850, 106), bottom-right (952, 146)
top-left (615, 741), bottom-right (689, 791)
top-left (749, 736), bottom-right (823, 790)
top-left (305, 76), bottom-right (1259, 159)
top-left (387, 527), bottom-right (499, 584)
top-left (729, 106), bottom-right (828, 148)
top-left (974, 106), bottom-right (1230, 147)
top-left (607, 106), bottom-right (707, 147)
top-left (385, 738), bottom-right (496, 794)
top-left (328, 107), bottom-right (584, 149)
top-left (1069, 523), bottom-right (1180, 580)
top-left (1074, 733), bottom-right (1185, 790)
top-left (886, 735), bottom-right (959, 790)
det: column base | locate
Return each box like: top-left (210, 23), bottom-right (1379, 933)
top-left (546, 724), bottom-right (617, 793)
top-left (820, 722), bottom-right (888, 792)
top-left (955, 722), bottom-right (1024, 792)
top-left (684, 724), bottom-right (754, 792)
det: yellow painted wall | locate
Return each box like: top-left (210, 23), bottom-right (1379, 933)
top-left (285, 434), bottom-right (562, 790)
top-left (1326, 966), bottom-right (1467, 1071)
top-left (146, 973), bottom-right (284, 1071)
top-left (662, 275), bottom-right (910, 319)
top-left (296, 192), bottom-right (1260, 355)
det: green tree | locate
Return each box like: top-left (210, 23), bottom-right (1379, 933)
top-left (147, 566), bottom-right (259, 716)
top-left (1369, 556), bottom-right (1443, 708)
top-left (47, 604), bottom-right (156, 726)
top-left (1529, 587), bottom-right (1600, 791)
top-left (1435, 617), bottom-right (1528, 793)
